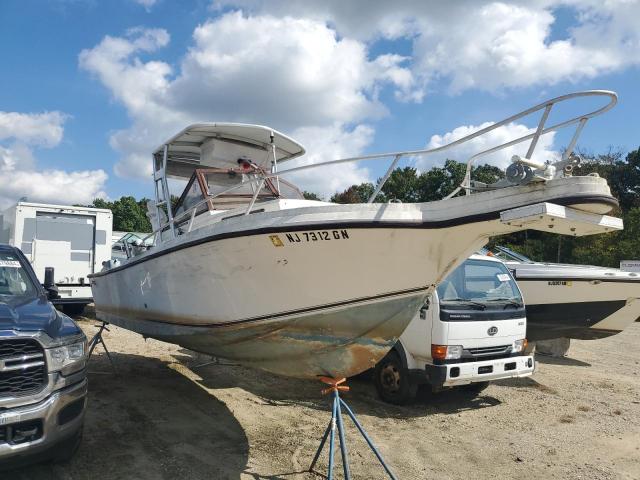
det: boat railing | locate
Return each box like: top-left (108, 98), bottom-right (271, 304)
top-left (265, 90), bottom-right (616, 200)
top-left (141, 174), bottom-right (271, 247)
top-left (143, 90), bottom-right (616, 249)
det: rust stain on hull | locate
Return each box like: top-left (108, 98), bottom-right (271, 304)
top-left (96, 293), bottom-right (426, 379)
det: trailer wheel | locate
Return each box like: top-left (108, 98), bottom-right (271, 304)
top-left (461, 381), bottom-right (490, 394)
top-left (374, 351), bottom-right (417, 405)
top-left (62, 304), bottom-right (86, 317)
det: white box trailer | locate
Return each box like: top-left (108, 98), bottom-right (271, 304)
top-left (0, 201), bottom-right (112, 314)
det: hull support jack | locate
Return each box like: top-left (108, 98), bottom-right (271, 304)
top-left (309, 377), bottom-right (398, 479)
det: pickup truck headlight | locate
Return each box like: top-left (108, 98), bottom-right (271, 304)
top-left (46, 339), bottom-right (87, 374)
top-left (513, 339), bottom-right (528, 353)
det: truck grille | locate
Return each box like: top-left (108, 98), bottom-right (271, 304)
top-left (0, 339), bottom-right (47, 398)
top-left (468, 345), bottom-right (511, 357)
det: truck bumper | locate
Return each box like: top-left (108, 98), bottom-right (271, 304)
top-left (0, 379), bottom-right (87, 466)
top-left (421, 355), bottom-right (535, 388)
top-left (51, 285), bottom-right (93, 305)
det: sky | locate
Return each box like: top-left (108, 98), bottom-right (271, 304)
top-left (0, 0), bottom-right (638, 207)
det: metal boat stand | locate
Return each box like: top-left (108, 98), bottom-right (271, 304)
top-left (87, 321), bottom-right (116, 373)
top-left (309, 377), bottom-right (398, 480)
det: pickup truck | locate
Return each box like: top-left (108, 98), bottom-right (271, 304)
top-left (0, 244), bottom-right (87, 467)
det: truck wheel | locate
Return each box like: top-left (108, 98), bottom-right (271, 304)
top-left (374, 351), bottom-right (417, 405)
top-left (461, 381), bottom-right (490, 394)
top-left (62, 304), bottom-right (86, 317)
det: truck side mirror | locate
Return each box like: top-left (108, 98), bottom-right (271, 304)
top-left (419, 297), bottom-right (430, 319)
top-left (43, 266), bottom-right (60, 300)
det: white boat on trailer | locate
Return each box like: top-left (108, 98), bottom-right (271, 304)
top-left (491, 246), bottom-right (640, 342)
top-left (90, 90), bottom-right (623, 379)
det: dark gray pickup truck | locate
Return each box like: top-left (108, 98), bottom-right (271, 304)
top-left (0, 244), bottom-right (87, 467)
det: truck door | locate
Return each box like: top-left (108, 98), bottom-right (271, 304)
top-left (31, 213), bottom-right (95, 284)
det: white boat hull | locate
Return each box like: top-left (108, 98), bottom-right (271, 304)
top-left (91, 176), bottom-right (621, 378)
top-left (513, 272), bottom-right (640, 341)
top-left (92, 226), bottom-right (486, 378)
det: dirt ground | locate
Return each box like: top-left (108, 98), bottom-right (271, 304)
top-left (11, 316), bottom-right (640, 480)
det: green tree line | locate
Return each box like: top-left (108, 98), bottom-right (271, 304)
top-left (90, 147), bottom-right (639, 266)
top-left (91, 197), bottom-right (153, 233)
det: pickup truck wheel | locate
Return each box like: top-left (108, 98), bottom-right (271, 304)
top-left (461, 381), bottom-right (490, 394)
top-left (374, 351), bottom-right (417, 405)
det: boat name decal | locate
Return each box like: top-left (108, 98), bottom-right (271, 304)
top-left (547, 281), bottom-right (573, 286)
top-left (282, 230), bottom-right (350, 244)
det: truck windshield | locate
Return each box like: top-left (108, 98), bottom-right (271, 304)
top-left (437, 259), bottom-right (522, 308)
top-left (0, 252), bottom-right (38, 298)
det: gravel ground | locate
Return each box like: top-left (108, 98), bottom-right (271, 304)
top-left (10, 316), bottom-right (640, 480)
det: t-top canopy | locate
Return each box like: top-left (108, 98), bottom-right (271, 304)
top-left (153, 123), bottom-right (306, 179)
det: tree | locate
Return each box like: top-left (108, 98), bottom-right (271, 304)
top-left (471, 164), bottom-right (505, 185)
top-left (331, 183), bottom-right (381, 203)
top-left (380, 167), bottom-right (421, 202)
top-left (415, 160), bottom-right (467, 201)
top-left (303, 191), bottom-right (322, 201)
top-left (91, 196), bottom-right (152, 233)
top-left (569, 207), bottom-right (640, 267)
top-left (330, 160), bottom-right (505, 204)
top-left (573, 147), bottom-right (639, 213)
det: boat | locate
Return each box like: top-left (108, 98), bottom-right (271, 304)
top-left (490, 246), bottom-right (640, 341)
top-left (89, 90), bottom-right (623, 379)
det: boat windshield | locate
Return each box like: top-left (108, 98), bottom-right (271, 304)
top-left (437, 259), bottom-right (522, 308)
top-left (173, 167), bottom-right (304, 219)
top-left (0, 252), bottom-right (38, 299)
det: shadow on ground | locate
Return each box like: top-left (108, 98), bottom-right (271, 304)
top-left (175, 350), bottom-right (502, 420)
top-left (534, 354), bottom-right (591, 367)
top-left (493, 376), bottom-right (560, 395)
top-left (9, 352), bottom-right (249, 480)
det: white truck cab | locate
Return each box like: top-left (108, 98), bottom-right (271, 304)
top-left (374, 254), bottom-right (535, 404)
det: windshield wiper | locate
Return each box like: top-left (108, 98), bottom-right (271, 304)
top-left (486, 298), bottom-right (524, 308)
top-left (442, 298), bottom-right (487, 310)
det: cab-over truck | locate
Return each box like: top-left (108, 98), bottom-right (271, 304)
top-left (375, 254), bottom-right (535, 404)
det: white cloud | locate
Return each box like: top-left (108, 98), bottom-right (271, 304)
top-left (78, 3), bottom-right (640, 198)
top-left (134, 0), bottom-right (157, 11)
top-left (0, 111), bottom-right (108, 209)
top-left (418, 121), bottom-right (558, 171)
top-left (284, 123), bottom-right (374, 197)
top-left (78, 28), bottom-right (171, 118)
top-left (79, 13), bottom-right (416, 190)
top-left (0, 144), bottom-right (35, 172)
top-left (216, 1), bottom-right (640, 93)
top-left (0, 111), bottom-right (66, 148)
top-left (0, 169), bottom-right (109, 209)
top-left (408, 1), bottom-right (639, 93)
